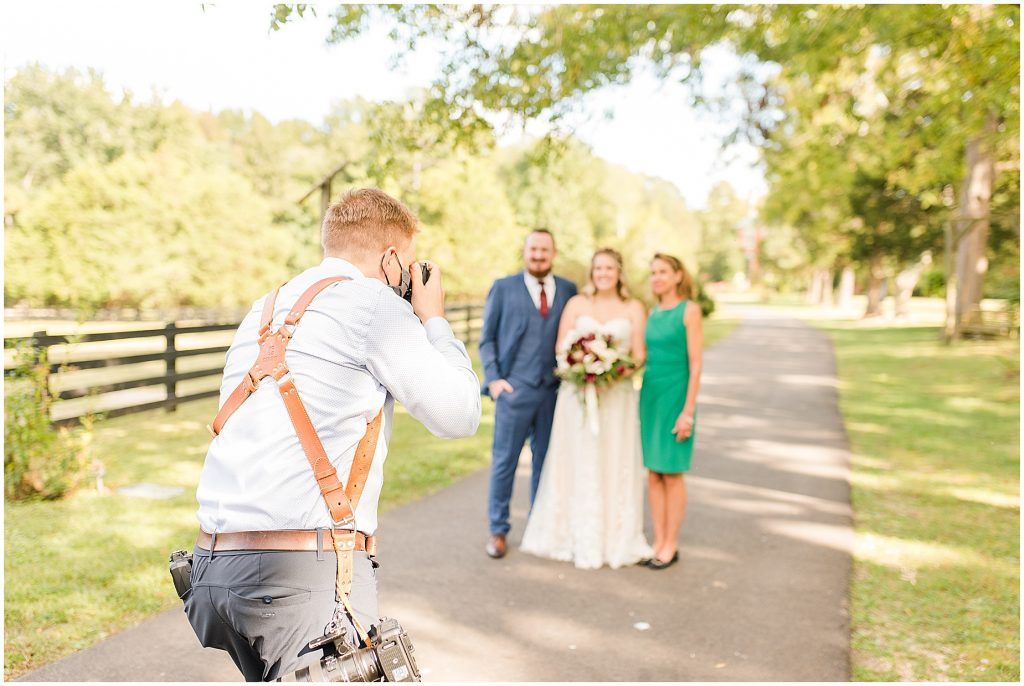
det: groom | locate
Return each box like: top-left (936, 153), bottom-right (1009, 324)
top-left (479, 229), bottom-right (577, 558)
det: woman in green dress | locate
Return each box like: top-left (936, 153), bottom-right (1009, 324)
top-left (639, 253), bottom-right (704, 570)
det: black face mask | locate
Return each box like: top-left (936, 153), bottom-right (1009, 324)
top-left (382, 252), bottom-right (413, 301)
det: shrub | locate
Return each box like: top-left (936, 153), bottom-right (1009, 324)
top-left (4, 343), bottom-right (91, 500)
top-left (915, 266), bottom-right (946, 298)
top-left (695, 281), bottom-right (716, 318)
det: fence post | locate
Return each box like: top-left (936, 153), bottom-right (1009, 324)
top-left (464, 306), bottom-right (473, 346)
top-left (31, 330), bottom-right (51, 422)
top-left (165, 323), bottom-right (178, 412)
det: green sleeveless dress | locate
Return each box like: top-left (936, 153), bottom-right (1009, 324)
top-left (639, 300), bottom-right (695, 473)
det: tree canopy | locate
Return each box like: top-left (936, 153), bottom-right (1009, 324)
top-left (8, 5), bottom-right (1018, 317)
top-left (289, 3), bottom-right (1019, 316)
top-left (4, 64), bottom-right (708, 312)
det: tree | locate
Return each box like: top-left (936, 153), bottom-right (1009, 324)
top-left (416, 155), bottom-right (524, 297)
top-left (291, 4), bottom-right (1019, 332)
top-left (496, 139), bottom-right (700, 296)
top-left (5, 64), bottom-right (707, 309)
top-left (4, 65), bottom-right (199, 204)
top-left (697, 182), bottom-right (747, 284)
top-left (759, 57), bottom-right (946, 315)
top-left (758, 221), bottom-right (811, 294)
top-left (4, 64), bottom-right (127, 197)
top-left (6, 146), bottom-right (287, 309)
top-left (846, 170), bottom-right (942, 316)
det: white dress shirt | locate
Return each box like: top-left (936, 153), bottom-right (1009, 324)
top-left (523, 271), bottom-right (556, 310)
top-left (196, 257), bottom-right (481, 535)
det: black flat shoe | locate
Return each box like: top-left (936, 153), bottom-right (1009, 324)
top-left (637, 557), bottom-right (653, 567)
top-left (648, 551), bottom-right (679, 570)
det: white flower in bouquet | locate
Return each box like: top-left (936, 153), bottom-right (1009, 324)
top-left (588, 337), bottom-right (609, 357)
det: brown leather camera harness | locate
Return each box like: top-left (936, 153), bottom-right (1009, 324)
top-left (207, 276), bottom-right (382, 648)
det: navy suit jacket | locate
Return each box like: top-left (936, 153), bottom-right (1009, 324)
top-left (479, 272), bottom-right (577, 392)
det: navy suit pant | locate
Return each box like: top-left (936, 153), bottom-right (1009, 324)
top-left (488, 382), bottom-right (558, 536)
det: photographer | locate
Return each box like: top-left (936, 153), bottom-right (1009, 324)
top-left (183, 188), bottom-right (481, 681)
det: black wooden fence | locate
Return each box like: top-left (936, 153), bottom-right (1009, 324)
top-left (4, 303), bottom-right (484, 427)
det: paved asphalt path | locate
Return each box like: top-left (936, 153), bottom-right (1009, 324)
top-left (19, 306), bottom-right (854, 681)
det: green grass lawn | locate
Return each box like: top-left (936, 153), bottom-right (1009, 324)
top-left (4, 315), bottom-right (737, 679)
top-left (820, 324), bottom-right (1020, 681)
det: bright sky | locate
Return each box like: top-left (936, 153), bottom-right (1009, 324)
top-left (1, 1), bottom-right (767, 210)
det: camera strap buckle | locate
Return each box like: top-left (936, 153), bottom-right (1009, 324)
top-left (329, 528), bottom-right (356, 599)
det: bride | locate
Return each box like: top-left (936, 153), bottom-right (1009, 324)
top-left (520, 248), bottom-right (654, 569)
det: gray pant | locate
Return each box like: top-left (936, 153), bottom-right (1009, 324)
top-left (184, 545), bottom-right (379, 682)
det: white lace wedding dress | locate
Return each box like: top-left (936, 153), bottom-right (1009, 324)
top-left (520, 315), bottom-right (654, 569)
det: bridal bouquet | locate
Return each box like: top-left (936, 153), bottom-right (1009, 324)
top-left (555, 331), bottom-right (636, 434)
top-left (555, 331), bottom-right (636, 387)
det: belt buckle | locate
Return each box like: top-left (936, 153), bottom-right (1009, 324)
top-left (332, 514), bottom-right (355, 531)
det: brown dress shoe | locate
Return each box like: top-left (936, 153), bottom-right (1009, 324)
top-left (486, 533), bottom-right (507, 559)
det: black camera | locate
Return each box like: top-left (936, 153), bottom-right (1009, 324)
top-left (168, 549), bottom-right (193, 599)
top-left (278, 617), bottom-right (420, 682)
top-left (402, 262), bottom-right (433, 303)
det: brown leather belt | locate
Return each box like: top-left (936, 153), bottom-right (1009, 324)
top-left (197, 529), bottom-right (376, 556)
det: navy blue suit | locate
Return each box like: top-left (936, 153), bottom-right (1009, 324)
top-left (479, 272), bottom-right (577, 536)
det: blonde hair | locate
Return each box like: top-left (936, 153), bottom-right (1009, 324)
top-left (652, 253), bottom-right (694, 299)
top-left (584, 248), bottom-right (629, 301)
top-left (321, 187), bottom-right (418, 255)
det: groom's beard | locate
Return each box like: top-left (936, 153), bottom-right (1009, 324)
top-left (526, 266), bottom-right (553, 279)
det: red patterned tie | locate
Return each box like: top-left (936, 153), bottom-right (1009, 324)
top-left (539, 280), bottom-right (550, 318)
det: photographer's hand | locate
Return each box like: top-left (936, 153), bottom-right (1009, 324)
top-left (410, 260), bottom-right (444, 323)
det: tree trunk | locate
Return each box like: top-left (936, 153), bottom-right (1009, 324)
top-left (864, 255), bottom-right (885, 317)
top-left (894, 262), bottom-right (924, 318)
top-left (749, 225), bottom-right (762, 286)
top-left (944, 221), bottom-right (958, 341)
top-left (838, 265), bottom-right (855, 308)
top-left (954, 116), bottom-right (996, 333)
top-left (820, 269), bottom-right (834, 307)
top-left (807, 269), bottom-right (822, 304)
